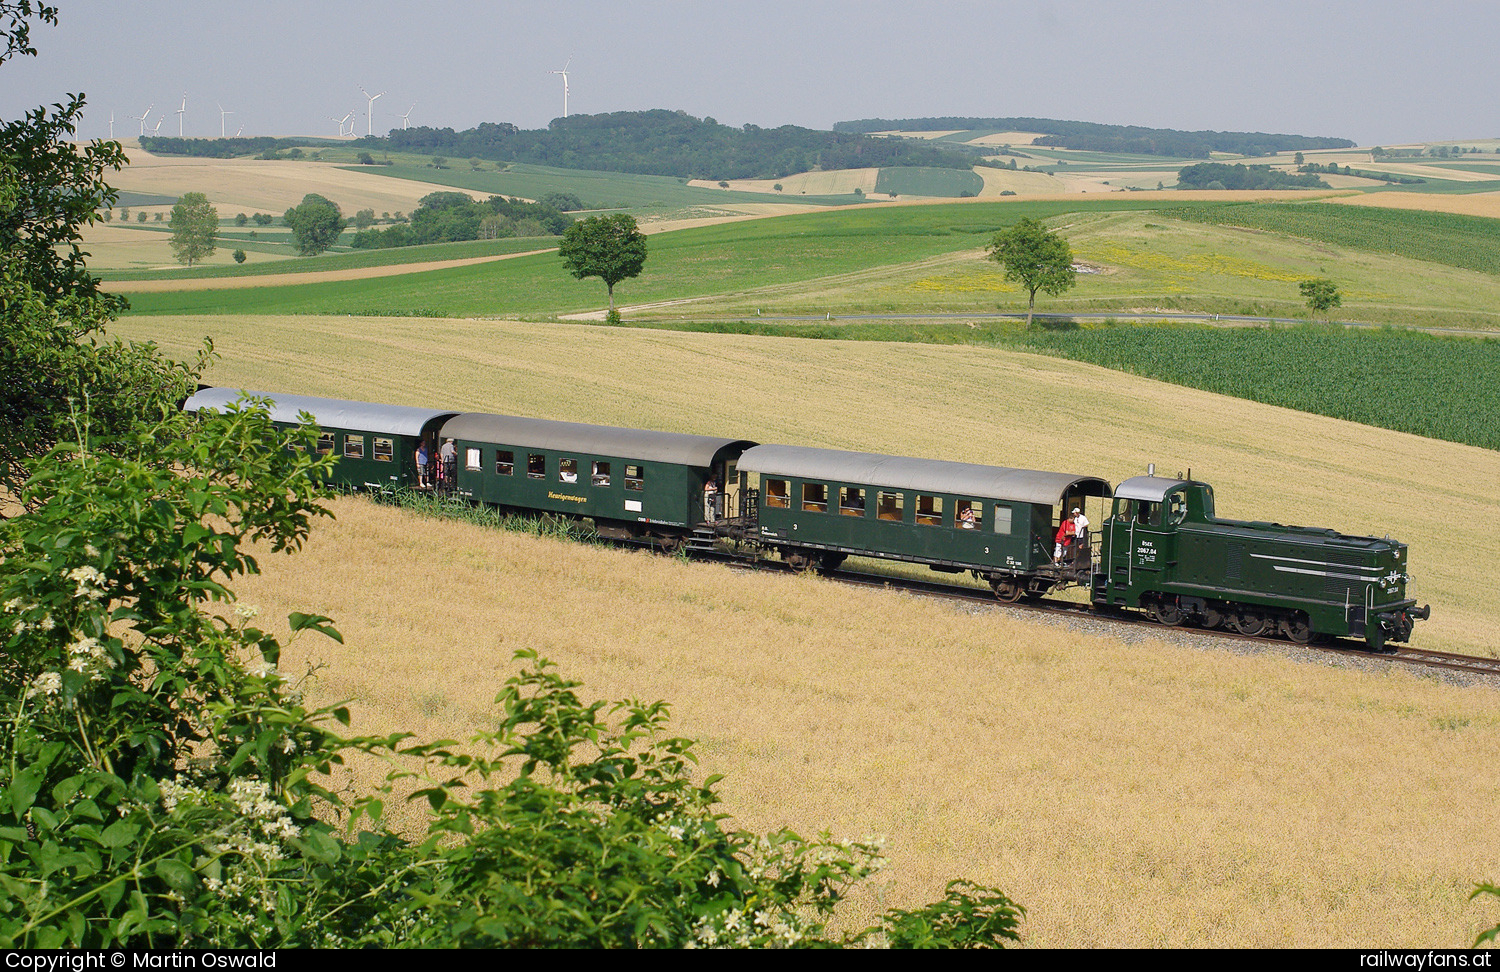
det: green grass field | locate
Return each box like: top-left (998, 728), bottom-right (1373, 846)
top-left (102, 236), bottom-right (557, 281)
top-left (117, 198), bottom-right (1205, 317)
top-left (1169, 203), bottom-right (1500, 273)
top-left (116, 196), bottom-right (1500, 330)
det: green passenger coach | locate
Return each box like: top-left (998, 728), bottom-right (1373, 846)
top-left (183, 388), bottom-right (458, 491)
top-left (440, 413), bottom-right (756, 544)
top-left (734, 444), bottom-right (1111, 600)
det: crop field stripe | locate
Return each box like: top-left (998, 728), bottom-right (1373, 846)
top-left (1013, 323), bottom-right (1500, 452)
top-left (1166, 202), bottom-right (1500, 275)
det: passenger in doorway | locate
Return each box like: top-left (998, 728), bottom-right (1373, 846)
top-left (1053, 516), bottom-right (1075, 564)
top-left (703, 478), bottom-right (719, 523)
top-left (1070, 506), bottom-right (1089, 565)
top-left (439, 438), bottom-right (456, 485)
top-left (416, 440), bottom-right (430, 488)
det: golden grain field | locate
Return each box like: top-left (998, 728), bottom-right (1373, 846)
top-left (110, 314), bottom-right (1500, 946)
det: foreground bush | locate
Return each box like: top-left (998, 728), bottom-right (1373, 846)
top-left (0, 404), bottom-right (1022, 948)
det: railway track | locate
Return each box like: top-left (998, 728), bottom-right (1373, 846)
top-left (709, 549), bottom-right (1500, 682)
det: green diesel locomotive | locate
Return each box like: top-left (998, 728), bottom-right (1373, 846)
top-left (1092, 474), bottom-right (1428, 650)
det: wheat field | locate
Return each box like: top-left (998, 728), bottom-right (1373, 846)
top-left (111, 313), bottom-right (1500, 946)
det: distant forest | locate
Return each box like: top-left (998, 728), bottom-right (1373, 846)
top-left (833, 117), bottom-right (1355, 159)
top-left (1175, 162), bottom-right (1329, 190)
top-left (375, 110), bottom-right (974, 180)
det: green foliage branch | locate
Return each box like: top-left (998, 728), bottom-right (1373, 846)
top-left (0, 404), bottom-right (1025, 947)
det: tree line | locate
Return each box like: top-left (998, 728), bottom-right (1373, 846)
top-left (834, 116), bottom-right (1355, 159)
top-left (1175, 162), bottom-right (1330, 190)
top-left (348, 191), bottom-right (572, 249)
top-left (378, 109), bottom-right (974, 181)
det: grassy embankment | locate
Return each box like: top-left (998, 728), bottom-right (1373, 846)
top-left (105, 315), bottom-right (1500, 947)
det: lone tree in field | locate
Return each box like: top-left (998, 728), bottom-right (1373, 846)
top-left (986, 217), bottom-right (1076, 327)
top-left (1299, 277), bottom-right (1342, 322)
top-left (283, 193), bottom-right (347, 256)
top-left (558, 213), bottom-right (648, 320)
top-left (168, 192), bottom-right (218, 266)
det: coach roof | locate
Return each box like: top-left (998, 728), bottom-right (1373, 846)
top-left (441, 413), bottom-right (757, 467)
top-left (740, 444), bottom-right (1111, 506)
top-left (184, 388), bottom-right (458, 437)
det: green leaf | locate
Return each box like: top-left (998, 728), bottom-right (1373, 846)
top-left (154, 859), bottom-right (197, 894)
top-left (288, 611), bottom-right (343, 643)
top-left (99, 821), bottom-right (139, 848)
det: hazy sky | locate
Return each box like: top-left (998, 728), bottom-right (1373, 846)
top-left (3, 0), bottom-right (1494, 148)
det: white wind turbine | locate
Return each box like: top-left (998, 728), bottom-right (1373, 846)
top-left (358, 85), bottom-right (384, 136)
top-left (400, 103), bottom-right (415, 130)
top-left (151, 116), bottom-right (164, 137)
top-left (132, 103), bottom-right (153, 137)
top-left (550, 55), bottom-right (572, 118)
top-left (176, 92), bottom-right (186, 136)
top-left (217, 102), bottom-right (233, 138)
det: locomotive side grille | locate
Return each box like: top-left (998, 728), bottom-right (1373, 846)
top-left (1226, 543), bottom-right (1243, 581)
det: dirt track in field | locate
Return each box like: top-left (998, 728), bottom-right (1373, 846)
top-left (101, 249), bottom-right (557, 293)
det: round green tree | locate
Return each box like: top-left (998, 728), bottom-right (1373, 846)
top-left (558, 213), bottom-right (648, 317)
top-left (986, 217), bottom-right (1076, 327)
top-left (168, 191), bottom-right (219, 266)
top-left (1299, 277), bottom-right (1341, 322)
top-left (283, 193), bottom-right (347, 256)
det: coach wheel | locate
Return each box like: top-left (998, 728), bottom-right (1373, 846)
top-left (992, 579), bottom-right (1025, 603)
top-left (1231, 613), bottom-right (1267, 637)
top-left (1150, 599), bottom-right (1184, 626)
top-left (655, 535), bottom-right (686, 556)
top-left (784, 550), bottom-right (816, 573)
top-left (1282, 615), bottom-right (1314, 645)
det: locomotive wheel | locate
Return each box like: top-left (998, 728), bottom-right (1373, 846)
top-left (992, 579), bottom-right (1025, 603)
top-left (1231, 613), bottom-right (1267, 637)
top-left (1282, 615), bottom-right (1314, 645)
top-left (1150, 599), bottom-right (1184, 626)
top-left (1201, 607), bottom-right (1224, 630)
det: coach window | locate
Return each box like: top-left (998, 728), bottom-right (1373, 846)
top-left (802, 483), bottom-right (829, 513)
top-left (315, 433), bottom-right (335, 455)
top-left (373, 438), bottom-right (393, 462)
top-left (839, 487), bottom-right (866, 516)
top-left (465, 448), bottom-right (481, 471)
top-left (765, 479), bottom-right (790, 508)
top-left (495, 450), bottom-right (514, 476)
top-left (592, 461), bottom-right (611, 486)
top-left (344, 435), bottom-right (365, 459)
top-left (992, 505), bottom-right (1013, 535)
top-left (877, 491), bottom-right (904, 522)
top-left (956, 499), bottom-right (982, 529)
top-left (625, 465), bottom-right (645, 491)
top-left (528, 454), bottom-right (546, 480)
top-left (915, 494), bottom-right (943, 526)
top-left (559, 458), bottom-right (579, 483)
